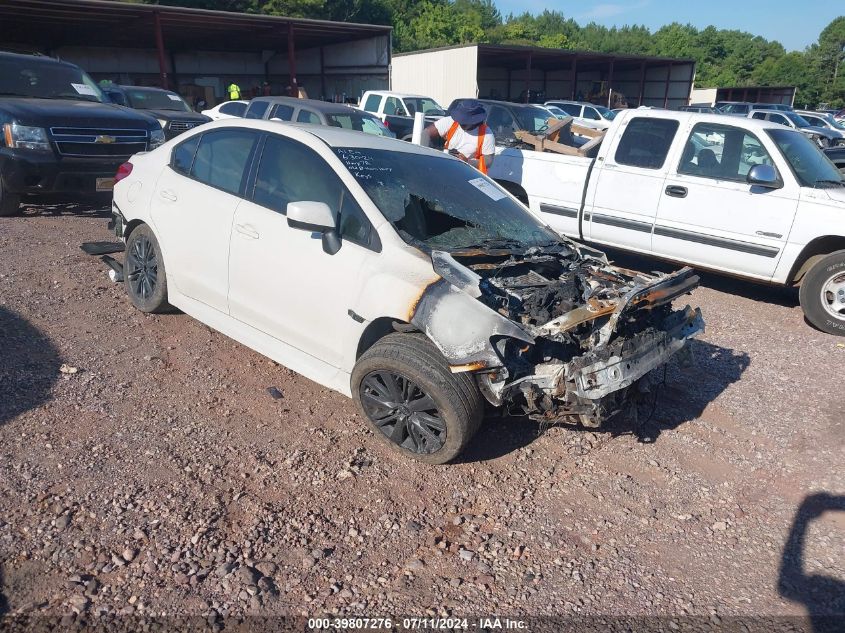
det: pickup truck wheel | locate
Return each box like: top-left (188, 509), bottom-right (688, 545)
top-left (351, 333), bottom-right (484, 464)
top-left (0, 180), bottom-right (22, 217)
top-left (799, 250), bottom-right (845, 336)
top-left (124, 224), bottom-right (172, 313)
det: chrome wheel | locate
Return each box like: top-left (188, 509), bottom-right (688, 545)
top-left (359, 371), bottom-right (446, 454)
top-left (821, 272), bottom-right (845, 321)
top-left (126, 234), bottom-right (158, 300)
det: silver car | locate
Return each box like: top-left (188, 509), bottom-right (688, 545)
top-left (748, 109), bottom-right (845, 148)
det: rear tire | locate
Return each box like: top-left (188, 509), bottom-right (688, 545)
top-left (124, 224), bottom-right (172, 313)
top-left (351, 333), bottom-right (484, 464)
top-left (799, 250), bottom-right (845, 336)
top-left (0, 180), bottom-right (21, 217)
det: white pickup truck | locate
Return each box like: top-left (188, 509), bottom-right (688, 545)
top-left (488, 108), bottom-right (845, 335)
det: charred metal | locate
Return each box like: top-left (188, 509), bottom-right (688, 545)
top-left (411, 243), bottom-right (704, 428)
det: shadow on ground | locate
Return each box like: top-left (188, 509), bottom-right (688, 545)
top-left (21, 197), bottom-right (111, 219)
top-left (0, 306), bottom-right (62, 426)
top-left (600, 246), bottom-right (800, 308)
top-left (779, 493), bottom-right (845, 633)
top-left (459, 338), bottom-right (750, 462)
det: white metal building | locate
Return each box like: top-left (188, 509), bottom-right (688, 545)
top-left (392, 44), bottom-right (696, 110)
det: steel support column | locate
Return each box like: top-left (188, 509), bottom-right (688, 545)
top-left (606, 58), bottom-right (614, 108)
top-left (662, 62), bottom-right (673, 109)
top-left (524, 53), bottom-right (532, 103)
top-left (153, 11), bottom-right (168, 90)
top-left (319, 47), bottom-right (326, 101)
top-left (287, 22), bottom-right (298, 97)
top-left (570, 55), bottom-right (578, 99)
top-left (638, 61), bottom-right (647, 106)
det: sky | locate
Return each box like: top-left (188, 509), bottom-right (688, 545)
top-left (492, 0), bottom-right (841, 51)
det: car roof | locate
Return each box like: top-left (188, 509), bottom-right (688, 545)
top-left (366, 91), bottom-right (431, 99)
top-left (617, 108), bottom-right (792, 132)
top-left (0, 50), bottom-right (79, 68)
top-left (455, 98), bottom-right (548, 110)
top-left (251, 96), bottom-right (366, 115)
top-left (116, 85), bottom-right (177, 94)
top-left (198, 117), bottom-right (443, 155)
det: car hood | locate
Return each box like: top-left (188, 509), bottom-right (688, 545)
top-left (0, 98), bottom-right (158, 129)
top-left (139, 108), bottom-right (210, 122)
top-left (803, 125), bottom-right (842, 139)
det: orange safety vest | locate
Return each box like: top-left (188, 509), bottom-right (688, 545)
top-left (444, 121), bottom-right (488, 174)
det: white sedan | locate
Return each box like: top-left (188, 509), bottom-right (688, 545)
top-left (110, 119), bottom-right (702, 463)
top-left (201, 100), bottom-right (248, 120)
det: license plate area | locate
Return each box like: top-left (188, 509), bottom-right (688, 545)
top-left (96, 177), bottom-right (115, 192)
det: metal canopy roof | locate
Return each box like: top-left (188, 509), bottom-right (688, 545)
top-left (397, 44), bottom-right (694, 71)
top-left (0, 0), bottom-right (392, 53)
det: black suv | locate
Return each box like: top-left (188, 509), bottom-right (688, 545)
top-left (101, 85), bottom-right (210, 140)
top-left (0, 51), bottom-right (164, 216)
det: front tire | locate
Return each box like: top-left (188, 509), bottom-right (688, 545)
top-left (124, 224), bottom-right (172, 313)
top-left (351, 333), bottom-right (484, 464)
top-left (799, 250), bottom-right (845, 336)
top-left (0, 179), bottom-right (21, 217)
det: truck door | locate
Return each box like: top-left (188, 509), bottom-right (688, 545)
top-left (654, 121), bottom-right (798, 279)
top-left (587, 116), bottom-right (679, 253)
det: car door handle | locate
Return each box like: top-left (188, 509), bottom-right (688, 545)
top-left (235, 223), bottom-right (259, 239)
top-left (159, 189), bottom-right (177, 202)
top-left (665, 185), bottom-right (688, 198)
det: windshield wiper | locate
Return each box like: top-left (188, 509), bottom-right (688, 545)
top-left (814, 179), bottom-right (845, 187)
top-left (0, 92), bottom-right (30, 97)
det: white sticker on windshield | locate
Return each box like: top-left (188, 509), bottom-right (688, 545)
top-left (468, 177), bottom-right (507, 201)
top-left (71, 83), bottom-right (97, 97)
top-left (167, 94), bottom-right (182, 101)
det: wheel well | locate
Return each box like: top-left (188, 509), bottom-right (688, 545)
top-left (495, 179), bottom-right (529, 206)
top-left (788, 236), bottom-right (845, 285)
top-left (124, 219), bottom-right (146, 239)
top-left (356, 317), bottom-right (420, 360)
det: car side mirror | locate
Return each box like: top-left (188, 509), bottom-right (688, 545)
top-left (747, 164), bottom-right (783, 189)
top-left (286, 201), bottom-right (341, 254)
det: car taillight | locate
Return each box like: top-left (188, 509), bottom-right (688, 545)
top-left (115, 162), bottom-right (133, 183)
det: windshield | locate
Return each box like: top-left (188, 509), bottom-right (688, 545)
top-left (333, 148), bottom-right (559, 251)
top-left (784, 112), bottom-right (812, 128)
top-left (126, 89), bottom-right (192, 111)
top-left (514, 106), bottom-right (556, 134)
top-left (0, 58), bottom-right (103, 102)
top-left (404, 97), bottom-right (445, 117)
top-left (595, 105), bottom-right (616, 120)
top-left (545, 105), bottom-right (566, 118)
top-left (767, 128), bottom-right (843, 187)
top-left (326, 113), bottom-right (395, 137)
top-left (818, 113), bottom-right (845, 130)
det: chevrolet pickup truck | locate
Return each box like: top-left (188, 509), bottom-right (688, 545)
top-left (359, 90), bottom-right (445, 141)
top-left (487, 108), bottom-right (845, 335)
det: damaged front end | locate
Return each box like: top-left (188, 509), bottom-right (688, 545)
top-left (411, 244), bottom-right (704, 427)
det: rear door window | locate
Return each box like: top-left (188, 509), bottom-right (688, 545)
top-left (582, 107), bottom-right (601, 120)
top-left (362, 93), bottom-right (382, 113)
top-left (172, 134), bottom-right (200, 175)
top-left (244, 101), bottom-right (269, 119)
top-left (557, 103), bottom-right (582, 116)
top-left (219, 101), bottom-right (246, 117)
top-left (296, 109), bottom-right (321, 124)
top-left (190, 129), bottom-right (258, 196)
top-left (383, 97), bottom-right (406, 116)
top-left (614, 117), bottom-right (679, 169)
top-left (269, 103), bottom-right (294, 121)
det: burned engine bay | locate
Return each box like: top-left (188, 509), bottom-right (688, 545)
top-left (410, 243), bottom-right (704, 427)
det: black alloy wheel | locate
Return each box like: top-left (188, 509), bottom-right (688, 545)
top-left (126, 233), bottom-right (158, 301)
top-left (359, 371), bottom-right (447, 454)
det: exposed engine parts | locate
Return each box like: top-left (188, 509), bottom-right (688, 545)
top-left (413, 244), bottom-right (704, 428)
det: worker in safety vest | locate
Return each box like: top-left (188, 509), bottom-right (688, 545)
top-left (227, 82), bottom-right (241, 100)
top-left (425, 99), bottom-right (495, 174)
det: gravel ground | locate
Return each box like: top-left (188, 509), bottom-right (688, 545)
top-left (0, 204), bottom-right (843, 630)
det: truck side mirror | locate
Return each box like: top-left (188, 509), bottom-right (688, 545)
top-left (747, 164), bottom-right (783, 189)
